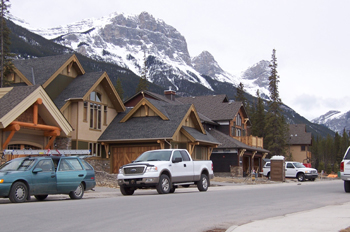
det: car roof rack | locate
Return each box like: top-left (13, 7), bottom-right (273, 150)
top-left (3, 149), bottom-right (91, 156)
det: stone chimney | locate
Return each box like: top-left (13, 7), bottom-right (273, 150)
top-left (164, 86), bottom-right (176, 101)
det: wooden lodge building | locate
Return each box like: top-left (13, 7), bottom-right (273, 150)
top-left (0, 53), bottom-right (270, 176)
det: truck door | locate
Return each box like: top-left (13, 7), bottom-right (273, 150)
top-left (171, 151), bottom-right (194, 182)
top-left (285, 162), bottom-right (297, 177)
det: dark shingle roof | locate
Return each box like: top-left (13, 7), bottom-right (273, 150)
top-left (288, 124), bottom-right (312, 145)
top-left (177, 95), bottom-right (242, 121)
top-left (208, 129), bottom-right (269, 153)
top-left (99, 102), bottom-right (218, 145)
top-left (54, 72), bottom-right (104, 109)
top-left (182, 126), bottom-right (220, 144)
top-left (99, 104), bottom-right (191, 141)
top-left (13, 54), bottom-right (74, 85)
top-left (0, 85), bottom-right (40, 118)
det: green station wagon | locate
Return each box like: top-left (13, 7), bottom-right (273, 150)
top-left (0, 156), bottom-right (96, 203)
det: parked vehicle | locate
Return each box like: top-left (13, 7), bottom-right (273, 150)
top-left (262, 161), bottom-right (318, 181)
top-left (117, 149), bottom-right (213, 195)
top-left (0, 156), bottom-right (96, 203)
top-left (340, 147), bottom-right (350, 192)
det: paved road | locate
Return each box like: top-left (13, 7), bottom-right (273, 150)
top-left (0, 179), bottom-right (348, 232)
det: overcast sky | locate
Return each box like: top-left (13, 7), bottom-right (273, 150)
top-left (10, 0), bottom-right (350, 121)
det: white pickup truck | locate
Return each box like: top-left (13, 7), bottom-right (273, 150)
top-left (117, 149), bottom-right (214, 195)
top-left (262, 161), bottom-right (318, 181)
top-left (340, 146), bottom-right (350, 192)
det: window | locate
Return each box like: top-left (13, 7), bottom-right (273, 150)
top-left (236, 114), bottom-right (242, 126)
top-left (104, 106), bottom-right (107, 125)
top-left (236, 128), bottom-right (241, 137)
top-left (90, 103), bottom-right (101, 129)
top-left (88, 92), bottom-right (102, 130)
top-left (83, 102), bottom-right (88, 122)
top-left (286, 163), bottom-right (294, 168)
top-left (35, 159), bottom-right (54, 172)
top-left (172, 151), bottom-right (182, 162)
top-left (180, 150), bottom-right (191, 161)
top-left (301, 146), bottom-right (306, 151)
top-left (90, 92), bottom-right (101, 102)
top-left (89, 142), bottom-right (102, 157)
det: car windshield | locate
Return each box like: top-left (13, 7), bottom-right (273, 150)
top-left (293, 162), bottom-right (306, 168)
top-left (0, 159), bottom-right (35, 171)
top-left (134, 150), bottom-right (172, 162)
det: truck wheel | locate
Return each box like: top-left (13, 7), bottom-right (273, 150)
top-left (297, 173), bottom-right (305, 182)
top-left (344, 181), bottom-right (350, 193)
top-left (120, 186), bottom-right (135, 195)
top-left (267, 172), bottom-right (270, 180)
top-left (9, 182), bottom-right (28, 203)
top-left (69, 182), bottom-right (84, 199)
top-left (156, 174), bottom-right (171, 194)
top-left (197, 174), bottom-right (209, 192)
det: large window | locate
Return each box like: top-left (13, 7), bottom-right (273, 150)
top-left (88, 91), bottom-right (102, 130)
top-left (236, 114), bottom-right (242, 126)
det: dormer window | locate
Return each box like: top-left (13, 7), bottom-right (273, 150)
top-left (90, 92), bottom-right (101, 102)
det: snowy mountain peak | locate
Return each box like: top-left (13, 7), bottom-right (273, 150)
top-left (12, 11), bottom-right (272, 98)
top-left (311, 110), bottom-right (350, 134)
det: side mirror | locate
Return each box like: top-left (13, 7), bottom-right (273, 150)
top-left (33, 168), bottom-right (43, 173)
top-left (172, 157), bottom-right (182, 163)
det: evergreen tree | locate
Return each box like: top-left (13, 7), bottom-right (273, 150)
top-left (251, 89), bottom-right (265, 138)
top-left (135, 51), bottom-right (149, 93)
top-left (264, 49), bottom-right (288, 156)
top-left (235, 82), bottom-right (247, 107)
top-left (0, 0), bottom-right (13, 88)
top-left (115, 78), bottom-right (124, 101)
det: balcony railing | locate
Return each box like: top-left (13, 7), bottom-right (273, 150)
top-left (233, 135), bottom-right (264, 148)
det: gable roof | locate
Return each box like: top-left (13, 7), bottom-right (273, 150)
top-left (288, 124), bottom-right (312, 145)
top-left (99, 99), bottom-right (218, 145)
top-left (12, 53), bottom-right (84, 87)
top-left (0, 85), bottom-right (72, 136)
top-left (177, 95), bottom-right (244, 121)
top-left (54, 71), bottom-right (125, 112)
top-left (124, 90), bottom-right (183, 106)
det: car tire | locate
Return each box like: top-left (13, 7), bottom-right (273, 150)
top-left (156, 174), bottom-right (171, 194)
top-left (169, 185), bottom-right (176, 193)
top-left (35, 195), bottom-right (48, 201)
top-left (120, 186), bottom-right (135, 195)
top-left (69, 182), bottom-right (84, 199)
top-left (267, 172), bottom-right (270, 180)
top-left (344, 181), bottom-right (350, 193)
top-left (197, 174), bottom-right (209, 192)
top-left (9, 182), bottom-right (28, 203)
top-left (297, 173), bottom-right (305, 182)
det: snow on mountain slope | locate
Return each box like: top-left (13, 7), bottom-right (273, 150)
top-left (12, 11), bottom-right (271, 97)
top-left (312, 110), bottom-right (350, 134)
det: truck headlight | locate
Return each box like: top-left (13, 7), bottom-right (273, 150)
top-left (305, 170), bottom-right (310, 174)
top-left (0, 179), bottom-right (3, 183)
top-left (119, 168), bottom-right (124, 174)
top-left (146, 166), bottom-right (158, 172)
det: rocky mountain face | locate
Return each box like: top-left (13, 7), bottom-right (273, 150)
top-left (312, 111), bottom-right (350, 134)
top-left (15, 11), bottom-right (269, 98)
top-left (7, 17), bottom-right (336, 138)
